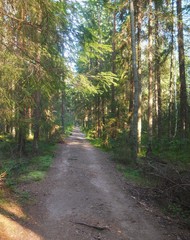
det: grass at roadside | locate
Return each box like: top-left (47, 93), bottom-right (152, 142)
top-left (65, 125), bottom-right (74, 136)
top-left (82, 129), bottom-right (109, 151)
top-left (0, 141), bottom-right (56, 204)
top-left (116, 164), bottom-right (155, 187)
top-left (86, 136), bottom-right (104, 148)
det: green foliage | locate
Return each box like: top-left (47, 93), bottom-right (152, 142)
top-left (31, 155), bottom-right (53, 171)
top-left (0, 141), bottom-right (56, 191)
top-left (116, 164), bottom-right (152, 186)
top-left (0, 0), bottom-right (69, 155)
top-left (0, 137), bottom-right (57, 205)
top-left (87, 135), bottom-right (105, 149)
top-left (73, 74), bottom-right (98, 96)
top-left (152, 138), bottom-right (190, 168)
top-left (19, 171), bottom-right (46, 182)
top-left (166, 203), bottom-right (190, 225)
top-left (65, 124), bottom-right (74, 136)
top-left (94, 72), bottom-right (118, 92)
top-left (17, 190), bottom-right (30, 203)
top-left (82, 128), bottom-right (104, 148)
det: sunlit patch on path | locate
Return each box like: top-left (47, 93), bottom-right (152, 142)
top-left (0, 201), bottom-right (43, 240)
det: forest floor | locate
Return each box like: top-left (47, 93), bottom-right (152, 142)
top-left (0, 127), bottom-right (190, 240)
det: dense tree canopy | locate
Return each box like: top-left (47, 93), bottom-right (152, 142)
top-left (68, 0), bottom-right (190, 161)
top-left (0, 0), bottom-right (68, 153)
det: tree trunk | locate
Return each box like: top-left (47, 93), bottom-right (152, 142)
top-left (17, 6), bottom-right (26, 155)
top-left (155, 5), bottom-right (162, 139)
top-left (33, 10), bottom-right (42, 152)
top-left (168, 0), bottom-right (175, 138)
top-left (177, 0), bottom-right (188, 137)
top-left (28, 107), bottom-right (32, 138)
top-left (33, 90), bottom-right (41, 153)
top-left (137, 0), bottom-right (142, 152)
top-left (148, 0), bottom-right (153, 143)
top-left (111, 9), bottom-right (116, 117)
top-left (129, 0), bottom-right (139, 160)
top-left (97, 95), bottom-right (101, 138)
top-left (17, 108), bottom-right (26, 156)
top-left (61, 90), bottom-right (65, 133)
top-left (128, 71), bottom-right (134, 126)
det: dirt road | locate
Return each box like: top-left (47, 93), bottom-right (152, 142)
top-left (0, 128), bottom-right (183, 239)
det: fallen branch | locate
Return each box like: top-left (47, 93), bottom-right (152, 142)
top-left (70, 221), bottom-right (110, 231)
top-left (149, 172), bottom-right (177, 185)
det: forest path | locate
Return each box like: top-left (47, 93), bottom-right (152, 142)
top-left (1, 128), bottom-right (176, 239)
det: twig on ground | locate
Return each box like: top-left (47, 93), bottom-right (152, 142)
top-left (70, 221), bottom-right (110, 231)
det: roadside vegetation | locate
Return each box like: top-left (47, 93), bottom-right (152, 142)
top-left (0, 121), bottom-right (73, 206)
top-left (0, 138), bottom-right (54, 203)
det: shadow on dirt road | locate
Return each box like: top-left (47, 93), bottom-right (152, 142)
top-left (0, 127), bottom-right (183, 240)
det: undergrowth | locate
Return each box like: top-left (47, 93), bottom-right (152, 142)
top-left (152, 137), bottom-right (190, 169)
top-left (0, 140), bottom-right (56, 203)
top-left (84, 129), bottom-right (109, 151)
top-left (116, 164), bottom-right (155, 187)
top-left (117, 164), bottom-right (142, 183)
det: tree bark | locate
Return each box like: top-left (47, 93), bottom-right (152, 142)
top-left (128, 71), bottom-right (134, 126)
top-left (155, 4), bottom-right (162, 139)
top-left (111, 9), bottom-right (116, 117)
top-left (137, 0), bottom-right (142, 152)
top-left (97, 95), bottom-right (101, 138)
top-left (33, 10), bottom-right (42, 153)
top-left (17, 6), bottom-right (26, 155)
top-left (177, 0), bottom-right (188, 137)
top-left (129, 0), bottom-right (139, 160)
top-left (61, 90), bottom-right (65, 133)
top-left (148, 0), bottom-right (153, 143)
top-left (17, 108), bottom-right (26, 156)
top-left (33, 90), bottom-right (41, 152)
top-left (168, 0), bottom-right (175, 138)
